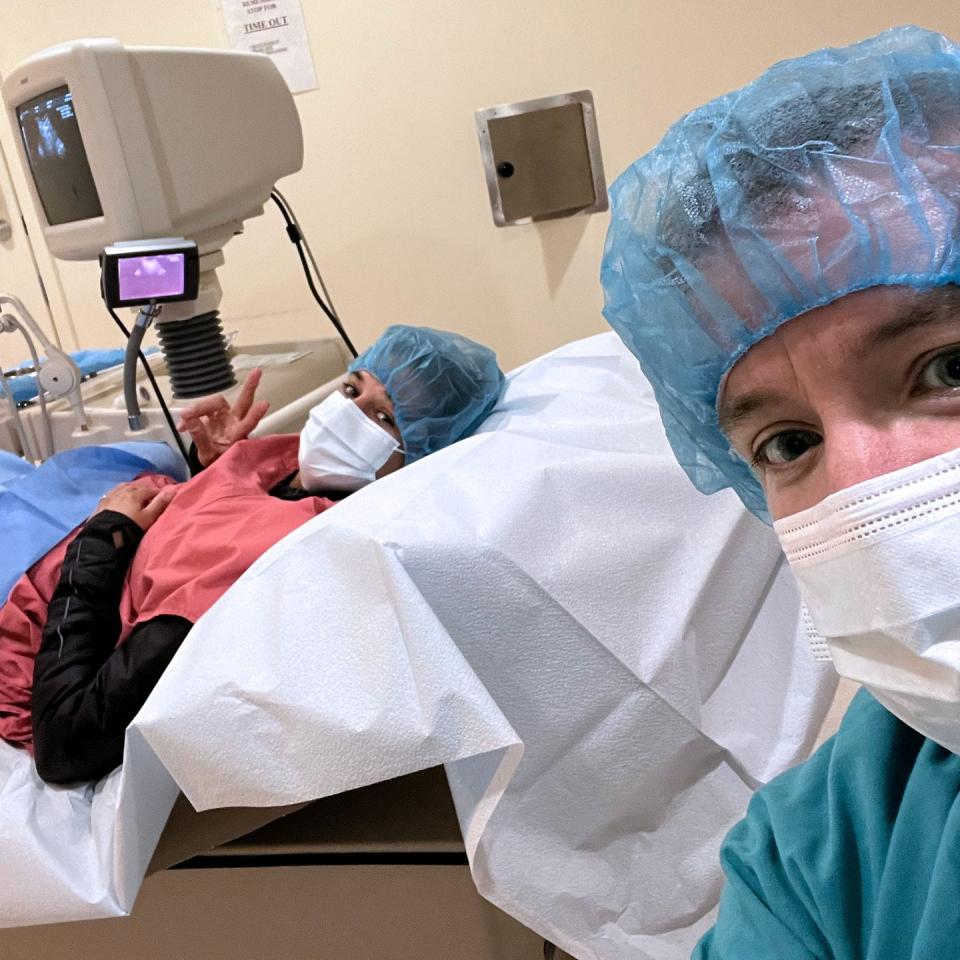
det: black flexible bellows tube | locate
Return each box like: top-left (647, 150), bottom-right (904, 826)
top-left (155, 311), bottom-right (237, 399)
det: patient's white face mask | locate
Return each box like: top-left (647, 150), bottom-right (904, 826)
top-left (774, 445), bottom-right (960, 754)
top-left (298, 389), bottom-right (402, 492)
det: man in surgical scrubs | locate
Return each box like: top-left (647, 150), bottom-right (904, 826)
top-left (602, 25), bottom-right (960, 959)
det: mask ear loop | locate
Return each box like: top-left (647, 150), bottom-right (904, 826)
top-left (801, 603), bottom-right (834, 662)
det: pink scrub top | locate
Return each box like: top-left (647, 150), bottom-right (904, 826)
top-left (0, 435), bottom-right (332, 752)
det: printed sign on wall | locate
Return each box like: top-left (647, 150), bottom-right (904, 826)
top-left (219, 0), bottom-right (318, 94)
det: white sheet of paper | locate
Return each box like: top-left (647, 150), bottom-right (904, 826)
top-left (219, 0), bottom-right (318, 94)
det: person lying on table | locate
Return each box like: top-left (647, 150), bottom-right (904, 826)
top-left (16, 325), bottom-right (503, 784)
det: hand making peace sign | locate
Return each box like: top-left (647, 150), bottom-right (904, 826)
top-left (175, 368), bottom-right (271, 467)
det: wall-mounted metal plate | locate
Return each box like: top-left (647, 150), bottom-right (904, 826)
top-left (476, 90), bottom-right (607, 227)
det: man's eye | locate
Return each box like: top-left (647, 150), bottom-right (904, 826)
top-left (377, 411), bottom-right (395, 428)
top-left (752, 429), bottom-right (822, 467)
top-left (342, 382), bottom-right (358, 398)
top-left (918, 348), bottom-right (960, 390)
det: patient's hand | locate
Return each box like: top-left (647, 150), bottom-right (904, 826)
top-left (94, 483), bottom-right (176, 532)
top-left (175, 368), bottom-right (270, 467)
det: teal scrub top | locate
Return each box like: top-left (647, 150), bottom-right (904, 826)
top-left (694, 688), bottom-right (960, 959)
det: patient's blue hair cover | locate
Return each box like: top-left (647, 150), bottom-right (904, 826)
top-left (350, 325), bottom-right (504, 462)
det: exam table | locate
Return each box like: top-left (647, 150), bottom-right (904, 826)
top-left (0, 768), bottom-right (554, 960)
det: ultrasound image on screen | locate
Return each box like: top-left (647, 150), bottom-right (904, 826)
top-left (118, 254), bottom-right (186, 302)
top-left (18, 86), bottom-right (103, 226)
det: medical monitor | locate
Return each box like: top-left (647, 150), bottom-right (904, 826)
top-left (3, 39), bottom-right (303, 261)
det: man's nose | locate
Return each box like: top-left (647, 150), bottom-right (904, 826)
top-left (821, 420), bottom-right (933, 495)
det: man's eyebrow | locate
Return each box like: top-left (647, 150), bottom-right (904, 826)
top-left (862, 303), bottom-right (960, 351)
top-left (717, 390), bottom-right (790, 435)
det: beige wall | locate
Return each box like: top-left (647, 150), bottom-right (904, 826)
top-left (1, 2), bottom-right (959, 371)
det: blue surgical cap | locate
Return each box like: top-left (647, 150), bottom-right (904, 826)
top-left (349, 325), bottom-right (504, 462)
top-left (601, 25), bottom-right (960, 519)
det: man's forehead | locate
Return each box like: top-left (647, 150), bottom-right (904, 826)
top-left (718, 284), bottom-right (960, 421)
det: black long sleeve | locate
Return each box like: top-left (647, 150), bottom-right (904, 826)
top-left (32, 511), bottom-right (191, 785)
top-left (187, 441), bottom-right (205, 476)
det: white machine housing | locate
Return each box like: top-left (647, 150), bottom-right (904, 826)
top-left (0, 337), bottom-right (353, 459)
top-left (2, 38), bottom-right (303, 260)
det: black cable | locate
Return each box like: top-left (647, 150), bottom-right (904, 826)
top-left (270, 191), bottom-right (339, 320)
top-left (107, 306), bottom-right (190, 464)
top-left (270, 192), bottom-right (358, 357)
top-left (273, 187), bottom-right (341, 319)
top-left (270, 190), bottom-right (340, 324)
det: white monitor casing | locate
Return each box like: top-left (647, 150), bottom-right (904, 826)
top-left (2, 38), bottom-right (304, 261)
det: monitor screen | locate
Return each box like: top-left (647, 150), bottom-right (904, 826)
top-left (118, 253), bottom-right (186, 301)
top-left (17, 85), bottom-right (103, 226)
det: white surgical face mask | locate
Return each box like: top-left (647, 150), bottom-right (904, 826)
top-left (774, 445), bottom-right (960, 754)
top-left (298, 389), bottom-right (401, 492)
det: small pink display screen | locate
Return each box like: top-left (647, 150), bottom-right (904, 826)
top-left (118, 254), bottom-right (186, 301)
